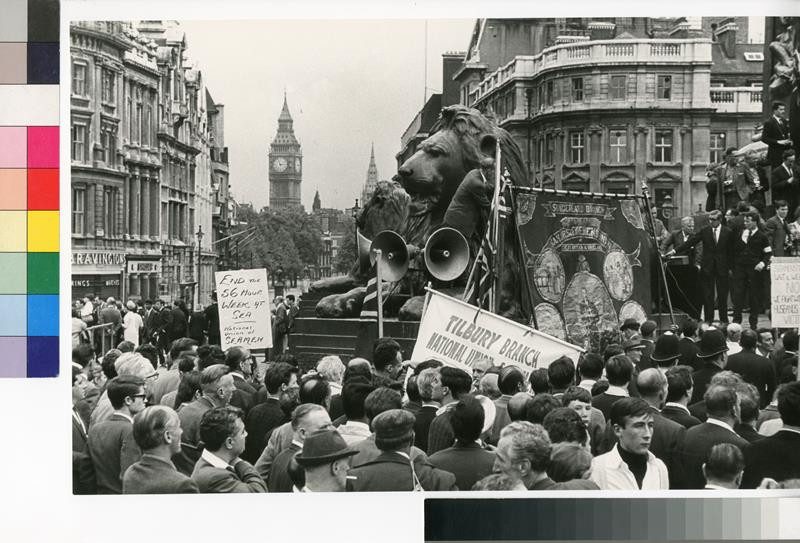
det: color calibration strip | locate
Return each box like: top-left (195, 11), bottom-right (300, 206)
top-left (424, 497), bottom-right (800, 541)
top-left (0, 0), bottom-right (59, 377)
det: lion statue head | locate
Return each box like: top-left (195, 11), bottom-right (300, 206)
top-left (394, 105), bottom-right (529, 246)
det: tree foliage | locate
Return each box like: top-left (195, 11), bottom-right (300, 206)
top-left (334, 215), bottom-right (357, 274)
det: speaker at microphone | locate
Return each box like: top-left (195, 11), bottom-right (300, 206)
top-left (369, 230), bottom-right (410, 282)
top-left (424, 227), bottom-right (470, 281)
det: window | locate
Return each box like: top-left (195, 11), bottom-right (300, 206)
top-left (144, 104), bottom-right (152, 146)
top-left (609, 129), bottom-right (627, 163)
top-left (72, 63), bottom-right (86, 96)
top-left (570, 132), bottom-right (585, 164)
top-left (126, 94), bottom-right (133, 140)
top-left (572, 78), bottom-right (584, 101)
top-left (537, 86), bottom-right (544, 112)
top-left (545, 134), bottom-right (554, 166)
top-left (134, 87), bottom-right (143, 143)
top-left (610, 75), bottom-right (626, 100)
top-left (101, 69), bottom-right (115, 104)
top-left (71, 123), bottom-right (86, 162)
top-left (103, 188), bottom-right (115, 237)
top-left (654, 130), bottom-right (673, 163)
top-left (709, 132), bottom-right (726, 164)
top-left (546, 80), bottom-right (554, 106)
top-left (657, 75), bottom-right (672, 100)
top-left (72, 187), bottom-right (86, 235)
top-left (100, 124), bottom-right (117, 166)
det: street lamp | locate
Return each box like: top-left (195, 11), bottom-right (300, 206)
top-left (196, 225), bottom-right (204, 307)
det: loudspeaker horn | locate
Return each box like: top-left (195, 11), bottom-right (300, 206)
top-left (369, 230), bottom-right (409, 282)
top-left (357, 230), bottom-right (372, 271)
top-left (424, 227), bottom-right (470, 281)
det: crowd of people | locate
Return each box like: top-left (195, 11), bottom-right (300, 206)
top-left (71, 311), bottom-right (800, 493)
top-left (656, 101), bottom-right (800, 328)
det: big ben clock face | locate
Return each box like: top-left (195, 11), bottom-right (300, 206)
top-left (272, 157), bottom-right (287, 172)
top-left (294, 158), bottom-right (301, 172)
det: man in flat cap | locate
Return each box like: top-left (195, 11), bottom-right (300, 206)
top-left (347, 409), bottom-right (457, 491)
top-left (294, 429), bottom-right (358, 492)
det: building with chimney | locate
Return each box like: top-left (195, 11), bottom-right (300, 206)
top-left (268, 94), bottom-right (303, 209)
top-left (451, 17), bottom-right (763, 219)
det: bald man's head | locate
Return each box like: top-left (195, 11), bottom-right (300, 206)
top-left (508, 392), bottom-right (533, 421)
top-left (636, 368), bottom-right (668, 408)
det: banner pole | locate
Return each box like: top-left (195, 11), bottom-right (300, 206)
top-left (642, 181), bottom-right (675, 326)
top-left (375, 249), bottom-right (384, 338)
top-left (421, 282), bottom-right (433, 319)
top-left (491, 141), bottom-right (502, 312)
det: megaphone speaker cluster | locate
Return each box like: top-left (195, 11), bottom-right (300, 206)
top-left (369, 230), bottom-right (409, 282)
top-left (424, 227), bottom-right (470, 281)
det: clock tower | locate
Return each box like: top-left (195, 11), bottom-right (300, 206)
top-left (268, 92), bottom-right (303, 209)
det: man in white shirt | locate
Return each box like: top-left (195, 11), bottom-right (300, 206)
top-left (590, 397), bottom-right (669, 490)
top-left (337, 380), bottom-right (374, 445)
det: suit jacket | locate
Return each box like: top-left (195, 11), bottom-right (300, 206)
top-left (267, 442), bottom-right (301, 493)
top-left (764, 215), bottom-right (791, 257)
top-left (725, 350), bottom-right (777, 408)
top-left (734, 423), bottom-right (763, 444)
top-left (191, 456), bottom-right (267, 493)
top-left (188, 311), bottom-right (207, 342)
top-left (679, 337), bottom-right (701, 371)
top-left (347, 451), bottom-right (458, 491)
top-left (72, 409), bottom-right (92, 495)
top-left (427, 410), bottom-right (456, 455)
top-left (647, 407), bottom-right (686, 489)
top-left (762, 115), bottom-right (791, 166)
top-left (86, 413), bottom-right (142, 494)
top-left (349, 434), bottom-right (427, 469)
top-left (243, 397), bottom-right (287, 464)
top-left (662, 230), bottom-right (702, 268)
top-left (490, 395), bottom-right (512, 445)
top-left (204, 303), bottom-right (220, 344)
top-left (732, 227), bottom-right (772, 270)
top-left (681, 421), bottom-right (748, 489)
top-left (230, 374), bottom-right (255, 414)
top-left (591, 392), bottom-right (627, 422)
top-left (675, 225), bottom-right (733, 276)
top-left (175, 396), bottom-right (216, 475)
top-left (661, 405), bottom-right (701, 429)
top-left (429, 442), bottom-right (495, 491)
top-left (167, 307), bottom-right (188, 342)
top-left (529, 476), bottom-right (600, 491)
top-left (122, 454), bottom-right (199, 494)
top-left (771, 164), bottom-right (799, 209)
top-left (690, 363), bottom-right (722, 405)
top-left (741, 430), bottom-right (800, 488)
top-left (413, 404), bottom-right (438, 452)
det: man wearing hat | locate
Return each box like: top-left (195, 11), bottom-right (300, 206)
top-left (619, 319), bottom-right (641, 342)
top-left (293, 429), bottom-right (358, 492)
top-left (623, 336), bottom-right (647, 371)
top-left (651, 333), bottom-right (681, 373)
top-left (347, 409), bottom-right (457, 491)
top-left (689, 329), bottom-right (728, 405)
top-left (639, 320), bottom-right (658, 370)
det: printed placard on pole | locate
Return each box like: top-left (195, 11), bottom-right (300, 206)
top-left (771, 257), bottom-right (800, 328)
top-left (215, 268), bottom-right (273, 350)
top-left (411, 288), bottom-right (583, 375)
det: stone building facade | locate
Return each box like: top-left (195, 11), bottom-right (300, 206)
top-left (268, 94), bottom-right (303, 210)
top-left (70, 21), bottom-right (231, 306)
top-left (452, 18), bottom-right (764, 219)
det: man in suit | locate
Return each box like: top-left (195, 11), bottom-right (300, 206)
top-left (703, 443), bottom-right (745, 489)
top-left (680, 385), bottom-right (748, 489)
top-left (670, 210), bottom-right (733, 324)
top-left (490, 366), bottom-right (527, 445)
top-left (348, 409), bottom-right (458, 491)
top-left (709, 149), bottom-right (757, 212)
top-left (770, 152), bottom-right (798, 215)
top-left (86, 376), bottom-right (146, 494)
top-left (167, 300), bottom-right (188, 345)
top-left (741, 381), bottom-right (800, 488)
top-left (175, 364), bottom-right (236, 475)
top-left (191, 406), bottom-right (266, 493)
top-left (224, 346), bottom-right (256, 414)
top-left (293, 429), bottom-right (358, 492)
top-left (690, 329), bottom-right (729, 405)
top-left (243, 362), bottom-right (297, 463)
top-left (429, 395), bottom-right (496, 491)
top-left (204, 291), bottom-right (221, 346)
top-left (726, 329), bottom-right (777, 408)
top-left (99, 298), bottom-right (123, 347)
top-left (662, 217), bottom-right (702, 312)
top-left (762, 102), bottom-right (793, 168)
top-left (142, 299), bottom-right (158, 344)
top-left (122, 406), bottom-right (199, 494)
top-left (663, 365), bottom-right (702, 429)
top-left (428, 367), bottom-right (474, 454)
top-left (336, 380), bottom-right (375, 446)
top-left (765, 200), bottom-right (792, 256)
top-left (267, 404), bottom-right (332, 492)
top-left (592, 354), bottom-right (634, 421)
top-left (495, 421), bottom-right (599, 490)
top-left (731, 211), bottom-right (772, 330)
top-left (413, 368), bottom-right (442, 452)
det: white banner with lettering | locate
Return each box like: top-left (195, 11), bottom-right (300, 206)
top-left (411, 289), bottom-right (584, 375)
top-left (771, 257), bottom-right (800, 328)
top-left (215, 268), bottom-right (273, 350)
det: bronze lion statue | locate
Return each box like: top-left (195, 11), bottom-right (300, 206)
top-left (313, 104), bottom-right (532, 321)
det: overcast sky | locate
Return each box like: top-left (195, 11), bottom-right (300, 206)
top-left (178, 19), bottom-right (475, 211)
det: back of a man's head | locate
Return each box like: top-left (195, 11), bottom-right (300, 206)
top-left (636, 368), bottom-right (667, 399)
top-left (196, 344), bottom-right (225, 371)
top-left (451, 395), bottom-right (485, 443)
top-left (299, 375), bottom-right (331, 406)
top-left (547, 356), bottom-right (575, 391)
top-left (726, 323), bottom-right (743, 342)
top-left (681, 318), bottom-right (698, 339)
top-left (199, 406), bottom-right (242, 452)
top-left (264, 362), bottom-right (297, 394)
top-left (107, 375), bottom-right (145, 410)
top-left (777, 381), bottom-right (800, 427)
top-left (525, 393), bottom-right (561, 424)
top-left (342, 380), bottom-right (376, 421)
top-left (417, 368), bottom-right (441, 402)
top-left (132, 405), bottom-right (176, 451)
top-left (364, 387), bottom-right (402, 422)
top-left (704, 385), bottom-right (738, 420)
top-left (528, 368), bottom-right (550, 394)
top-left (441, 366), bottom-right (472, 399)
top-left (498, 421), bottom-right (551, 473)
top-left (603, 343), bottom-right (624, 363)
top-left (372, 338), bottom-right (401, 372)
top-left (291, 403), bottom-right (326, 431)
top-left (498, 366), bottom-right (525, 395)
top-left (224, 347), bottom-right (250, 373)
top-left (169, 338), bottom-right (198, 362)
top-left (508, 392), bottom-right (532, 422)
top-left (343, 361), bottom-right (372, 385)
top-left (782, 329), bottom-right (799, 352)
top-left (739, 329), bottom-right (758, 350)
top-left (200, 364), bottom-right (229, 395)
top-left (542, 407), bottom-right (587, 446)
top-left (577, 353), bottom-right (603, 381)
top-left (665, 365), bottom-right (694, 403)
top-left (605, 354), bottom-right (634, 387)
top-left (115, 353), bottom-right (153, 380)
top-left (709, 370), bottom-right (743, 389)
top-left (72, 344), bottom-right (95, 367)
top-left (479, 372), bottom-right (501, 399)
top-left (640, 320), bottom-right (657, 339)
top-left (704, 443), bottom-right (744, 484)
top-left (414, 359), bottom-right (443, 375)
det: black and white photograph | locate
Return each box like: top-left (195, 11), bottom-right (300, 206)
top-left (68, 14), bottom-right (800, 500)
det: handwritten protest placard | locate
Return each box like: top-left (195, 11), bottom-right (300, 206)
top-left (215, 268), bottom-right (272, 350)
top-left (411, 289), bottom-right (583, 375)
top-left (771, 257), bottom-right (800, 328)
